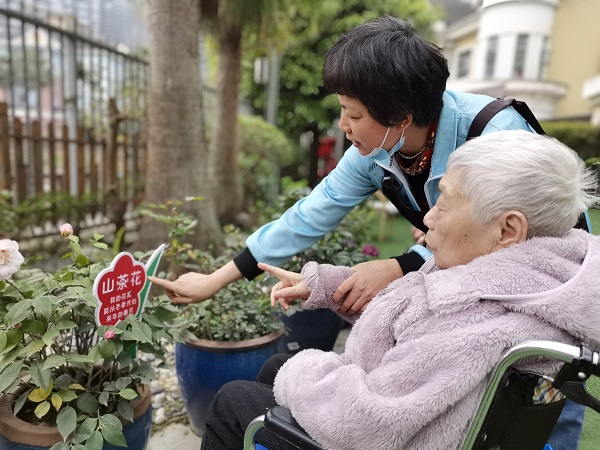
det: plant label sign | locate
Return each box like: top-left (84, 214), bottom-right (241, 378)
top-left (93, 245), bottom-right (164, 326)
top-left (93, 252), bottom-right (146, 326)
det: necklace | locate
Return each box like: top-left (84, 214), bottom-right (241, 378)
top-left (397, 146), bottom-right (425, 160)
top-left (396, 122), bottom-right (437, 176)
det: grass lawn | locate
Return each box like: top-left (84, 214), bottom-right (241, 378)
top-left (367, 208), bottom-right (600, 449)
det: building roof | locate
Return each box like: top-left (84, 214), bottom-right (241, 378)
top-left (433, 0), bottom-right (478, 25)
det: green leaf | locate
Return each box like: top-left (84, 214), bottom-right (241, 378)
top-left (93, 233), bottom-right (104, 241)
top-left (0, 332), bottom-right (7, 353)
top-left (42, 328), bottom-right (61, 345)
top-left (129, 322), bottom-right (153, 343)
top-left (116, 351), bottom-right (133, 369)
top-left (57, 389), bottom-right (78, 402)
top-left (54, 374), bottom-right (73, 390)
top-left (13, 389), bottom-right (29, 415)
top-left (99, 340), bottom-right (115, 359)
top-left (117, 399), bottom-right (134, 422)
top-left (66, 354), bottom-right (95, 364)
top-left (5, 299), bottom-right (33, 326)
top-left (99, 414), bottom-right (126, 447)
top-left (32, 296), bottom-right (55, 319)
top-left (76, 393), bottom-right (100, 415)
top-left (73, 417), bottom-right (97, 444)
top-left (80, 294), bottom-right (100, 307)
top-left (141, 314), bottom-right (164, 328)
top-left (0, 347), bottom-right (21, 373)
top-left (118, 388), bottom-right (138, 400)
top-left (76, 253), bottom-right (90, 267)
top-left (30, 360), bottom-right (52, 390)
top-left (43, 355), bottom-right (66, 371)
top-left (22, 319), bottom-right (46, 335)
top-left (84, 430), bottom-right (104, 450)
top-left (0, 361), bottom-right (24, 393)
top-left (129, 365), bottom-right (156, 384)
top-left (87, 344), bottom-right (101, 363)
top-left (56, 405), bottom-right (77, 441)
top-left (49, 442), bottom-right (69, 450)
top-left (34, 401), bottom-right (51, 418)
top-left (24, 338), bottom-right (46, 357)
top-left (54, 320), bottom-right (78, 331)
top-left (114, 377), bottom-right (132, 391)
top-left (92, 242), bottom-right (108, 250)
top-left (68, 240), bottom-right (82, 254)
top-left (4, 328), bottom-right (23, 347)
top-left (98, 391), bottom-right (109, 406)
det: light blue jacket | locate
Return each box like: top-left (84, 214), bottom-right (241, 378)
top-left (246, 90), bottom-right (532, 267)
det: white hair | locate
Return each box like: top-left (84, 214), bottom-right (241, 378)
top-left (447, 130), bottom-right (598, 237)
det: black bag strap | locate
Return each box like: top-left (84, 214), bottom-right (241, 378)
top-left (467, 98), bottom-right (545, 141)
top-left (380, 170), bottom-right (428, 232)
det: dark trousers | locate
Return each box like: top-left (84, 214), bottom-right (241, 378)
top-left (201, 354), bottom-right (298, 450)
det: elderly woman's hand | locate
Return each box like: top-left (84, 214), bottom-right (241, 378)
top-left (333, 259), bottom-right (403, 314)
top-left (258, 263), bottom-right (309, 310)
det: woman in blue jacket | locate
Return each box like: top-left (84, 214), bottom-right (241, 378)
top-left (150, 16), bottom-right (582, 447)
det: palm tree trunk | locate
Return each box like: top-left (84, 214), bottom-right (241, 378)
top-left (138, 0), bottom-right (224, 254)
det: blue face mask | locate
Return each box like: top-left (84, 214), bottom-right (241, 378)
top-left (363, 127), bottom-right (406, 165)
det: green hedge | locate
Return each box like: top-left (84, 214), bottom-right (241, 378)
top-left (238, 115), bottom-right (298, 217)
top-left (541, 121), bottom-right (600, 160)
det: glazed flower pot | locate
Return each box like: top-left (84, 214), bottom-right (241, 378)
top-left (0, 385), bottom-right (152, 450)
top-left (279, 309), bottom-right (345, 354)
top-left (176, 329), bottom-right (283, 435)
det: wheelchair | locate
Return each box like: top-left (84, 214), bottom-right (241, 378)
top-left (243, 340), bottom-right (600, 450)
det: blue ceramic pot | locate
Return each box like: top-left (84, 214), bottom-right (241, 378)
top-left (0, 386), bottom-right (152, 450)
top-left (176, 330), bottom-right (283, 435)
top-left (279, 309), bottom-right (345, 354)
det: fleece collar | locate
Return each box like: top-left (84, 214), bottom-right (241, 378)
top-left (422, 230), bottom-right (590, 311)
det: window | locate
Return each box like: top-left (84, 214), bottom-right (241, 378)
top-left (485, 36), bottom-right (498, 79)
top-left (513, 34), bottom-right (529, 78)
top-left (457, 50), bottom-right (471, 78)
top-left (538, 36), bottom-right (549, 80)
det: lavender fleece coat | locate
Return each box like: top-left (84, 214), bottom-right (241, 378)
top-left (272, 229), bottom-right (600, 450)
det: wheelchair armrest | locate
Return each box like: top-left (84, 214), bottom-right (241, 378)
top-left (264, 406), bottom-right (324, 450)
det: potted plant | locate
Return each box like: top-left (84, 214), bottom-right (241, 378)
top-left (140, 200), bottom-right (284, 436)
top-left (0, 228), bottom-right (195, 449)
top-left (259, 185), bottom-right (378, 355)
top-left (142, 195), bottom-right (377, 435)
top-left (175, 275), bottom-right (283, 436)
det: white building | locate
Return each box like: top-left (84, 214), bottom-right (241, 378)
top-left (438, 0), bottom-right (600, 124)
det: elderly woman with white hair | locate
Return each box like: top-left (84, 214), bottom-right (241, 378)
top-left (201, 130), bottom-right (600, 450)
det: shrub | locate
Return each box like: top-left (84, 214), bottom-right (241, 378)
top-left (238, 115), bottom-right (298, 218)
top-left (541, 122), bottom-right (600, 160)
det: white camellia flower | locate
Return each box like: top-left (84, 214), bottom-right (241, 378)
top-left (0, 239), bottom-right (25, 280)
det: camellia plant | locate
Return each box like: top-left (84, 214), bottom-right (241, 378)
top-left (0, 228), bottom-right (195, 449)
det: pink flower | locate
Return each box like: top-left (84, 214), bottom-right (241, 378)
top-left (362, 244), bottom-right (380, 257)
top-left (0, 239), bottom-right (24, 280)
top-left (60, 223), bottom-right (74, 237)
top-left (104, 330), bottom-right (115, 340)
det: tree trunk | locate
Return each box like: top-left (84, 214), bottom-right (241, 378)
top-left (210, 19), bottom-right (244, 225)
top-left (138, 0), bottom-right (224, 254)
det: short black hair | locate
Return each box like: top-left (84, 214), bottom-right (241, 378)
top-left (323, 16), bottom-right (449, 128)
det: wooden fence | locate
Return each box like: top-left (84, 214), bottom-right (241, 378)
top-left (0, 100), bottom-right (146, 238)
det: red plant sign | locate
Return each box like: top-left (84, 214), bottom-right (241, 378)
top-left (93, 252), bottom-right (147, 326)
